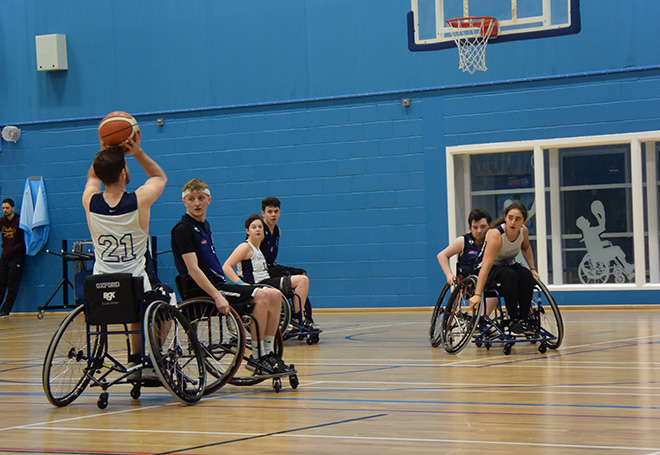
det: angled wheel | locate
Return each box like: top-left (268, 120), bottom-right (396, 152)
top-left (440, 276), bottom-right (482, 354)
top-left (178, 298), bottom-right (246, 395)
top-left (279, 292), bottom-right (292, 334)
top-left (530, 278), bottom-right (564, 349)
top-left (429, 283), bottom-right (451, 347)
top-left (254, 284), bottom-right (291, 334)
top-left (230, 314), bottom-right (284, 386)
top-left (42, 305), bottom-right (104, 407)
top-left (144, 301), bottom-right (206, 405)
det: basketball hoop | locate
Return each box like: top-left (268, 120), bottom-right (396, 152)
top-left (446, 16), bottom-right (498, 74)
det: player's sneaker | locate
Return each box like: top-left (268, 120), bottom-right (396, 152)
top-left (262, 352), bottom-right (289, 373)
top-left (509, 320), bottom-right (526, 337)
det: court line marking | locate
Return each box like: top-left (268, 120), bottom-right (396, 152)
top-left (6, 322), bottom-right (659, 369)
top-left (197, 402), bottom-right (660, 422)
top-left (15, 425), bottom-right (660, 452)
top-left (219, 394), bottom-right (660, 411)
top-left (0, 402), bottom-right (175, 433)
top-left (0, 385), bottom-right (310, 434)
top-left (298, 380), bottom-right (660, 394)
top-left (294, 383), bottom-right (660, 396)
top-left (155, 413), bottom-right (387, 454)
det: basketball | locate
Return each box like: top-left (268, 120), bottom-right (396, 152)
top-left (98, 111), bottom-right (139, 146)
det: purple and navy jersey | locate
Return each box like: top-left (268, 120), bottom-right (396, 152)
top-left (456, 232), bottom-right (483, 279)
top-left (171, 214), bottom-right (226, 284)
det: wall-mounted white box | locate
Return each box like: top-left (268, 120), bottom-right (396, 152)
top-left (35, 34), bottom-right (68, 71)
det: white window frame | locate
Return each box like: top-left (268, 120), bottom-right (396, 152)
top-left (446, 130), bottom-right (660, 292)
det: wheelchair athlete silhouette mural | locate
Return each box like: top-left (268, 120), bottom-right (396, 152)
top-left (576, 200), bottom-right (634, 284)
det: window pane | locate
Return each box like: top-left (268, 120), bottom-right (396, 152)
top-left (470, 151), bottom-right (536, 265)
top-left (560, 146), bottom-right (634, 284)
top-left (471, 151), bottom-right (534, 192)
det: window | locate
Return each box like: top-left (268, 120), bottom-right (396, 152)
top-left (447, 132), bottom-right (660, 290)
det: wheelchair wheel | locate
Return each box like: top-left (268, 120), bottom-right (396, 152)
top-left (178, 298), bottom-right (246, 395)
top-left (279, 292), bottom-right (292, 334)
top-left (440, 276), bottom-right (482, 354)
top-left (230, 315), bottom-right (284, 386)
top-left (531, 278), bottom-right (564, 350)
top-left (429, 283), bottom-right (451, 347)
top-left (144, 301), bottom-right (206, 405)
top-left (42, 305), bottom-right (104, 407)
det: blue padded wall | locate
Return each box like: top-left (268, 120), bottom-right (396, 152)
top-left (2, 1), bottom-right (660, 311)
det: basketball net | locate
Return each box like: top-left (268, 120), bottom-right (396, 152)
top-left (446, 17), bottom-right (498, 74)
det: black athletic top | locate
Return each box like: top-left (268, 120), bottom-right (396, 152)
top-left (456, 232), bottom-right (483, 280)
top-left (260, 223), bottom-right (280, 266)
top-left (171, 214), bottom-right (226, 285)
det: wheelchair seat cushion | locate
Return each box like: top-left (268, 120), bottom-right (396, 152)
top-left (84, 273), bottom-right (144, 325)
top-left (176, 274), bottom-right (209, 300)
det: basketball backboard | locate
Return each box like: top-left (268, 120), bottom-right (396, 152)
top-left (408, 0), bottom-right (580, 51)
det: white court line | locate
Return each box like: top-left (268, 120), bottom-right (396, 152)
top-left (0, 330), bottom-right (56, 341)
top-left (0, 404), bottom-right (167, 433)
top-left (560, 333), bottom-right (660, 351)
top-left (305, 379), bottom-right (660, 390)
top-left (13, 425), bottom-right (660, 452)
top-left (391, 363), bottom-right (660, 371)
top-left (288, 361), bottom-right (660, 371)
top-left (0, 385), bottom-right (270, 433)
top-left (296, 385), bottom-right (660, 397)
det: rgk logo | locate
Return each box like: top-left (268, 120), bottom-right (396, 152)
top-left (103, 292), bottom-right (116, 301)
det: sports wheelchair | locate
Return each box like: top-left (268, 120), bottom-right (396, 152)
top-left (277, 285), bottom-right (322, 345)
top-left (176, 275), bottom-right (299, 393)
top-left (430, 275), bottom-right (563, 355)
top-left (42, 274), bottom-right (206, 409)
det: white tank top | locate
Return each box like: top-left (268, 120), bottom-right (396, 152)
top-left (88, 192), bottom-right (151, 291)
top-left (493, 224), bottom-right (524, 265)
top-left (237, 241), bottom-right (270, 283)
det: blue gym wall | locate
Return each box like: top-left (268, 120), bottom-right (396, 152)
top-left (1, 1), bottom-right (660, 312)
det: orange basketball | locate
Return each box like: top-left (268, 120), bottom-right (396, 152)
top-left (98, 111), bottom-right (139, 146)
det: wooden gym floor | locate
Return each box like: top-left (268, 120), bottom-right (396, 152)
top-left (2, 307), bottom-right (660, 454)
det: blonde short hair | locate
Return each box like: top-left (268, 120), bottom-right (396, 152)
top-left (182, 179), bottom-right (210, 199)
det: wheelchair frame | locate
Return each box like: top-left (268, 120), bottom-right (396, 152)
top-left (281, 291), bottom-right (322, 345)
top-left (175, 276), bottom-right (299, 393)
top-left (42, 276), bottom-right (207, 409)
top-left (431, 275), bottom-right (564, 356)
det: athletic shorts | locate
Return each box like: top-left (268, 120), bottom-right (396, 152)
top-left (267, 263), bottom-right (306, 278)
top-left (215, 282), bottom-right (259, 315)
top-left (257, 275), bottom-right (293, 297)
top-left (257, 277), bottom-right (282, 288)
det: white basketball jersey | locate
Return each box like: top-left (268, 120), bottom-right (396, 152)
top-left (238, 241), bottom-right (270, 283)
top-left (88, 192), bottom-right (151, 291)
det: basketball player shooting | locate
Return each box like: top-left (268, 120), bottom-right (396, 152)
top-left (82, 129), bottom-right (167, 372)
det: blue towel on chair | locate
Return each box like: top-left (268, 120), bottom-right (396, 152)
top-left (19, 177), bottom-right (50, 256)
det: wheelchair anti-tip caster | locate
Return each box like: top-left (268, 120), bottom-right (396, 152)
top-left (97, 392), bottom-right (109, 409)
top-left (130, 384), bottom-right (141, 399)
top-left (289, 374), bottom-right (299, 389)
top-left (273, 377), bottom-right (282, 393)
